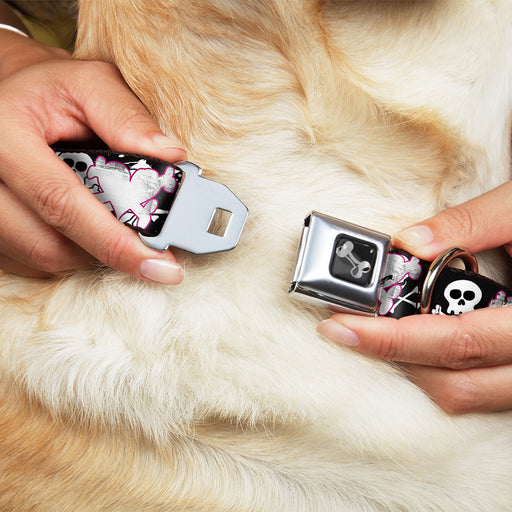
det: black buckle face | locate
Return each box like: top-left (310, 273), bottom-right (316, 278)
top-left (289, 212), bottom-right (391, 316)
top-left (330, 235), bottom-right (378, 287)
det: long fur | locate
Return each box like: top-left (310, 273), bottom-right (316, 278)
top-left (1, 1), bottom-right (512, 510)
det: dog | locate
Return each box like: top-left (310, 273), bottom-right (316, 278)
top-left (1, 0), bottom-right (512, 510)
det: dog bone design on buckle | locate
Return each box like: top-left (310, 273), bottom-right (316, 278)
top-left (54, 147), bottom-right (248, 254)
top-left (289, 212), bottom-right (512, 318)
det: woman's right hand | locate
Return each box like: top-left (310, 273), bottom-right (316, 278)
top-left (0, 29), bottom-right (187, 283)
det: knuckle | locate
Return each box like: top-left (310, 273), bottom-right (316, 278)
top-left (114, 104), bottom-right (153, 133)
top-left (442, 318), bottom-right (487, 369)
top-left (34, 185), bottom-right (69, 229)
top-left (28, 239), bottom-right (65, 274)
top-left (374, 329), bottom-right (403, 361)
top-left (441, 204), bottom-right (476, 241)
top-left (101, 231), bottom-right (132, 271)
top-left (33, 183), bottom-right (76, 231)
top-left (436, 371), bottom-right (483, 415)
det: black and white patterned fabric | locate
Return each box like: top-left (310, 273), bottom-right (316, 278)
top-left (379, 248), bottom-right (512, 318)
top-left (55, 148), bottom-right (182, 237)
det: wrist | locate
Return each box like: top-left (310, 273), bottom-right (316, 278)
top-left (0, 23), bottom-right (29, 38)
top-left (0, 30), bottom-right (71, 80)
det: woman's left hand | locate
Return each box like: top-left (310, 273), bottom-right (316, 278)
top-left (318, 181), bottom-right (512, 414)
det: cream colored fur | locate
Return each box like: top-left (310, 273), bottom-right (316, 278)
top-left (1, 1), bottom-right (512, 510)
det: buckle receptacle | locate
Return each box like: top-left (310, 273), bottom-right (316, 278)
top-left (289, 212), bottom-right (391, 316)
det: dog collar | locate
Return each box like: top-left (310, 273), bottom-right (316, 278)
top-left (289, 211), bottom-right (512, 317)
top-left (55, 147), bottom-right (248, 254)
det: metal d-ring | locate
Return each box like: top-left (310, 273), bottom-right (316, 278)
top-left (419, 247), bottom-right (479, 314)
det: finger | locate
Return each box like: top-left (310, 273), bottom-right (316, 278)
top-left (317, 306), bottom-right (512, 369)
top-left (0, 182), bottom-right (93, 272)
top-left (392, 180), bottom-right (512, 260)
top-left (0, 139), bottom-right (184, 284)
top-left (0, 254), bottom-right (53, 278)
top-left (59, 61), bottom-right (187, 162)
top-left (5, 59), bottom-right (186, 162)
top-left (404, 363), bottom-right (512, 414)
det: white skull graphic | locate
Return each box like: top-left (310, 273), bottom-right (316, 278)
top-left (444, 280), bottom-right (482, 315)
top-left (56, 152), bottom-right (93, 182)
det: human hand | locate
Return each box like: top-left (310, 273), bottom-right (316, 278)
top-left (318, 180), bottom-right (512, 414)
top-left (0, 30), bottom-right (186, 282)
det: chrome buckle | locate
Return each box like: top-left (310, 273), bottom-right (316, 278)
top-left (140, 162), bottom-right (248, 254)
top-left (289, 212), bottom-right (391, 316)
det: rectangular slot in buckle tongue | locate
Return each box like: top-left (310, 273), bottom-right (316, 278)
top-left (139, 162), bottom-right (248, 254)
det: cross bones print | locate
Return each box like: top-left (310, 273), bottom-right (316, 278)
top-left (58, 152), bottom-right (179, 230)
top-left (489, 291), bottom-right (512, 308)
top-left (86, 156), bottom-right (178, 229)
top-left (378, 253), bottom-right (423, 316)
top-left (335, 240), bottom-right (372, 279)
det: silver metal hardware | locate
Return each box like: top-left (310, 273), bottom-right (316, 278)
top-left (420, 247), bottom-right (478, 314)
top-left (140, 162), bottom-right (248, 254)
top-left (289, 212), bottom-right (391, 316)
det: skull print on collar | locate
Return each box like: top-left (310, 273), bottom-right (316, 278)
top-left (289, 212), bottom-right (512, 318)
top-left (54, 146), bottom-right (248, 254)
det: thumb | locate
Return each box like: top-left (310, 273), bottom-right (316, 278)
top-left (71, 62), bottom-right (187, 163)
top-left (392, 181), bottom-right (512, 260)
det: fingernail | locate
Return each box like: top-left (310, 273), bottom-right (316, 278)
top-left (152, 134), bottom-right (187, 159)
top-left (317, 319), bottom-right (360, 347)
top-left (394, 225), bottom-right (434, 248)
top-left (139, 259), bottom-right (184, 285)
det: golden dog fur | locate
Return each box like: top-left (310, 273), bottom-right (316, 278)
top-left (1, 0), bottom-right (512, 510)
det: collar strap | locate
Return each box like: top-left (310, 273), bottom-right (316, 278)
top-left (289, 211), bottom-right (512, 317)
top-left (54, 147), bottom-right (248, 254)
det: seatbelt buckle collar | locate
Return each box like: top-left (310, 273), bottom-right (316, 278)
top-left (288, 211), bottom-right (498, 319)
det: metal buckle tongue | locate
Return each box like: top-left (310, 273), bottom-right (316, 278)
top-left (140, 161), bottom-right (248, 254)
